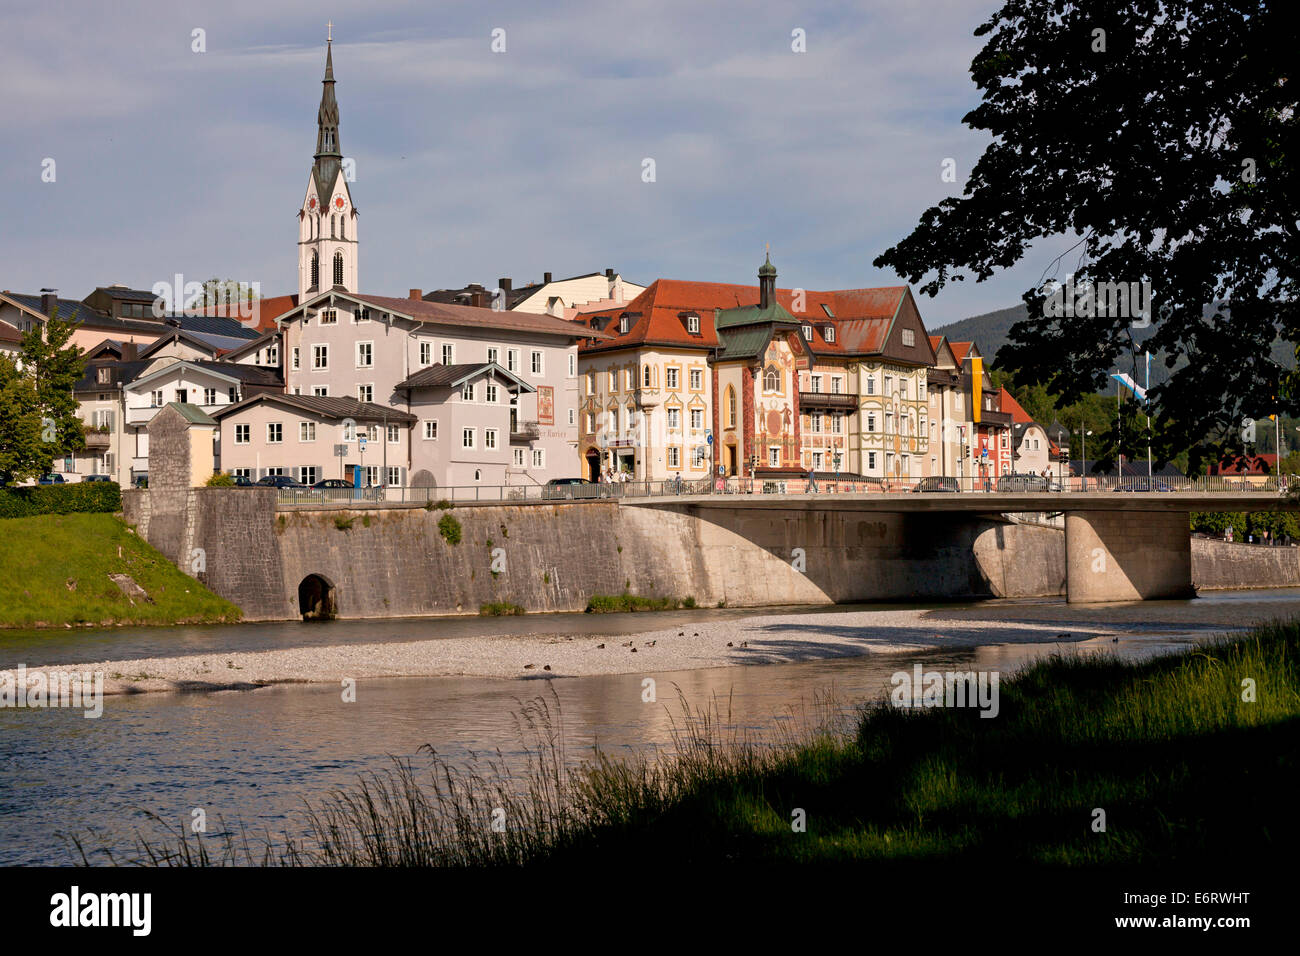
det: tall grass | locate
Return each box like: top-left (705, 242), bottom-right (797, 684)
top-left (103, 625), bottom-right (1300, 867)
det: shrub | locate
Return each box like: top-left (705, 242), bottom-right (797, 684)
top-left (334, 515), bottom-right (354, 531)
top-left (585, 593), bottom-right (690, 613)
top-left (479, 601), bottom-right (526, 616)
top-left (438, 513), bottom-right (462, 545)
top-left (206, 473), bottom-right (235, 487)
top-left (0, 482), bottom-right (121, 519)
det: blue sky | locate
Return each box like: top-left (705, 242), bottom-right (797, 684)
top-left (0, 0), bottom-right (1076, 330)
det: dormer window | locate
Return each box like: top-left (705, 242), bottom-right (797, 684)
top-left (619, 315), bottom-right (629, 334)
top-left (802, 324), bottom-right (813, 340)
top-left (824, 325), bottom-right (835, 343)
top-left (687, 314), bottom-right (700, 334)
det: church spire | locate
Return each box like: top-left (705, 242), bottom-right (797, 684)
top-left (314, 35), bottom-right (342, 192)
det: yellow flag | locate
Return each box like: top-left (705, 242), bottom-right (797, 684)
top-left (971, 355), bottom-right (983, 424)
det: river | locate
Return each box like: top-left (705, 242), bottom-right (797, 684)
top-left (2, 590), bottom-right (1298, 866)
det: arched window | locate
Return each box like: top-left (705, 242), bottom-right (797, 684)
top-left (331, 215), bottom-right (336, 239)
top-left (333, 252), bottom-right (344, 287)
top-left (726, 386), bottom-right (737, 428)
top-left (340, 215), bottom-right (346, 240)
top-left (643, 365), bottom-right (651, 387)
top-left (310, 252), bottom-right (319, 289)
top-left (763, 366), bottom-right (779, 392)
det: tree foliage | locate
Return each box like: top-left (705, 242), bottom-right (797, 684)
top-left (875, 0), bottom-right (1297, 473)
top-left (0, 312), bottom-right (86, 483)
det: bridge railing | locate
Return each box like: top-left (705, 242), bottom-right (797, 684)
top-left (265, 473), bottom-right (1295, 507)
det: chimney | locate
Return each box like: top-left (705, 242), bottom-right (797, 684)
top-left (499, 277), bottom-right (512, 296)
top-left (470, 290), bottom-right (487, 309)
top-left (543, 272), bottom-right (552, 284)
top-left (605, 268), bottom-right (614, 279)
top-left (40, 288), bottom-right (58, 317)
top-left (409, 289), bottom-right (423, 301)
top-left (121, 342), bottom-right (138, 362)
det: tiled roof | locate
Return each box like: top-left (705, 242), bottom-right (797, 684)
top-left (334, 293), bottom-right (602, 340)
top-left (0, 323), bottom-right (22, 344)
top-left (1000, 388), bottom-right (1033, 424)
top-left (90, 286), bottom-right (157, 303)
top-left (73, 359), bottom-right (152, 392)
top-left (4, 292), bottom-right (119, 327)
top-left (195, 295), bottom-right (298, 333)
top-left (576, 279), bottom-right (908, 356)
top-left (213, 393), bottom-right (415, 424)
top-left (949, 341), bottom-right (973, 364)
top-left (396, 361), bottom-right (534, 392)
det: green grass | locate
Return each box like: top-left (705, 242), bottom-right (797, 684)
top-left (479, 601), bottom-right (526, 616)
top-left (0, 513), bottom-right (242, 628)
top-left (585, 593), bottom-right (696, 613)
top-left (115, 624), bottom-right (1300, 867)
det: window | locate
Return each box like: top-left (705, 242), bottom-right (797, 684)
top-left (364, 466), bottom-right (379, 486)
top-left (333, 252), bottom-right (344, 287)
top-left (229, 387), bottom-right (238, 402)
top-left (811, 411), bottom-right (823, 432)
top-left (312, 386), bottom-right (328, 396)
top-left (833, 414), bottom-right (843, 434)
top-left (689, 369), bottom-right (702, 390)
top-left (485, 428), bottom-right (498, 450)
top-left (320, 309), bottom-right (337, 325)
top-left (824, 326), bottom-right (835, 343)
top-left (586, 412), bottom-right (596, 433)
top-left (687, 314), bottom-right (700, 334)
top-left (619, 316), bottom-right (629, 334)
top-left (901, 328), bottom-right (915, 347)
top-left (357, 384), bottom-right (373, 403)
top-left (420, 342), bottom-right (432, 366)
top-left (342, 421), bottom-right (355, 441)
top-left (234, 424), bottom-right (249, 444)
top-left (802, 324), bottom-right (813, 339)
top-left (291, 347), bottom-right (300, 370)
top-left (267, 345), bottom-right (278, 365)
top-left (386, 467), bottom-right (400, 486)
top-left (441, 344), bottom-right (454, 365)
top-left (293, 466), bottom-right (315, 485)
top-left (813, 452), bottom-right (823, 469)
top-left (868, 451), bottom-right (877, 469)
top-left (486, 383), bottom-right (498, 403)
top-left (530, 351), bottom-right (543, 375)
top-left (726, 387), bottom-right (738, 428)
top-left (313, 345), bottom-right (328, 369)
top-left (423, 420), bottom-right (438, 440)
top-left (267, 467), bottom-right (285, 477)
top-left (668, 447), bottom-right (680, 468)
top-left (461, 382), bottom-right (475, 402)
top-left (667, 407), bottom-right (680, 429)
top-left (832, 377), bottom-right (842, 394)
top-left (299, 422), bottom-right (316, 442)
top-left (176, 389), bottom-right (189, 404)
top-left (310, 253), bottom-right (319, 289)
top-left (487, 347), bottom-right (499, 365)
top-left (609, 370), bottom-right (618, 392)
top-left (267, 423), bottom-right (283, 443)
top-left (643, 365), bottom-right (652, 387)
top-left (769, 447), bottom-right (780, 467)
top-left (885, 413), bottom-right (893, 434)
top-left (763, 368), bottom-right (778, 391)
top-left (900, 380), bottom-right (908, 400)
top-left (356, 342), bottom-right (373, 368)
top-left (203, 388), bottom-right (217, 405)
top-left (690, 408), bottom-right (703, 430)
top-left (610, 408), bottom-right (620, 432)
top-left (624, 368), bottom-right (634, 391)
top-left (530, 449), bottom-right (544, 468)
top-left (885, 375), bottom-right (893, 395)
top-left (587, 372), bottom-right (597, 395)
top-left (96, 367), bottom-right (111, 384)
top-left (462, 428), bottom-right (475, 449)
top-left (568, 408), bottom-right (575, 426)
top-left (867, 413), bottom-right (877, 433)
top-left (513, 448), bottom-right (525, 467)
top-left (507, 349), bottom-right (519, 373)
top-left (150, 390), bottom-right (163, 408)
top-left (666, 368), bottom-right (679, 389)
top-left (232, 468), bottom-right (250, 479)
top-left (866, 377), bottom-right (875, 395)
top-left (367, 424), bottom-right (380, 442)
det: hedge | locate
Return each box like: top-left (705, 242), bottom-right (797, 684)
top-left (0, 482), bottom-right (122, 519)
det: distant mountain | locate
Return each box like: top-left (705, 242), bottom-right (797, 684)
top-left (931, 302), bottom-right (1295, 393)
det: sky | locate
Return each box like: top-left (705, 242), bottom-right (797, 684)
top-left (0, 0), bottom-right (1078, 330)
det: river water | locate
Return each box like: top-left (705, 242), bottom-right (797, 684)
top-left (2, 591), bottom-right (1298, 866)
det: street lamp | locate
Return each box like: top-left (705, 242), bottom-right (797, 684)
top-left (1081, 428), bottom-right (1093, 491)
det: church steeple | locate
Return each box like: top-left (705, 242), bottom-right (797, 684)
top-left (313, 36), bottom-right (342, 194)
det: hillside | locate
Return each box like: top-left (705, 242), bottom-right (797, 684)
top-left (0, 513), bottom-right (242, 628)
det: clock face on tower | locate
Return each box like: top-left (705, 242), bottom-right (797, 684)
top-left (332, 196), bottom-right (346, 213)
top-left (307, 196), bottom-right (319, 212)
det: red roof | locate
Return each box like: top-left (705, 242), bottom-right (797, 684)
top-left (199, 294), bottom-right (299, 333)
top-left (1209, 453), bottom-right (1278, 475)
top-left (347, 293), bottom-right (606, 339)
top-left (1000, 387), bottom-right (1033, 424)
top-left (948, 341), bottom-right (973, 365)
top-left (0, 322), bottom-right (22, 344)
top-left (578, 279), bottom-right (907, 354)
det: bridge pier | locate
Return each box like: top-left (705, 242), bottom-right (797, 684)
top-left (1064, 510), bottom-right (1194, 603)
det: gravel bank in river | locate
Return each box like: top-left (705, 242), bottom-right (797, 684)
top-left (4, 602), bottom-right (1260, 696)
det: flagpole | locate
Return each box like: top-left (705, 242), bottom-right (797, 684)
top-left (1146, 351), bottom-right (1152, 479)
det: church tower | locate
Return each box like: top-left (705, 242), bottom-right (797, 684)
top-left (298, 32), bottom-right (357, 299)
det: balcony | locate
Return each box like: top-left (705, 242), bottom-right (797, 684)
top-left (83, 429), bottom-right (111, 450)
top-left (799, 390), bottom-right (857, 411)
top-left (978, 408), bottom-right (1014, 427)
top-left (510, 421), bottom-right (540, 443)
top-left (633, 387), bottom-right (661, 407)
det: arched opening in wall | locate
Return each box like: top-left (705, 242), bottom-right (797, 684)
top-left (298, 574), bottom-right (337, 621)
top-left (586, 448), bottom-right (601, 481)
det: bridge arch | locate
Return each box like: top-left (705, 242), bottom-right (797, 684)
top-left (298, 573), bottom-right (337, 620)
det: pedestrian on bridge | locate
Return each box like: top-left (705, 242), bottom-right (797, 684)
top-left (806, 468), bottom-right (819, 494)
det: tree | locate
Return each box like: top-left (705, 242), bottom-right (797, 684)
top-left (0, 357), bottom-right (43, 484)
top-left (875, 0), bottom-right (1297, 474)
top-left (0, 312), bottom-right (86, 482)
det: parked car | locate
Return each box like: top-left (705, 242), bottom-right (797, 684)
top-left (543, 477), bottom-right (597, 499)
top-left (255, 475), bottom-right (306, 489)
top-left (230, 474), bottom-right (254, 487)
top-left (313, 478), bottom-right (354, 489)
top-left (82, 474), bottom-right (113, 482)
top-left (37, 473), bottom-right (66, 484)
top-left (996, 474), bottom-right (1049, 493)
top-left (912, 476), bottom-right (959, 493)
top-left (1115, 478), bottom-right (1173, 492)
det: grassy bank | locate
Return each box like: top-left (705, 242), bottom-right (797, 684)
top-left (0, 513), bottom-right (242, 628)
top-left (585, 593), bottom-right (696, 613)
top-left (123, 623), bottom-right (1299, 867)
